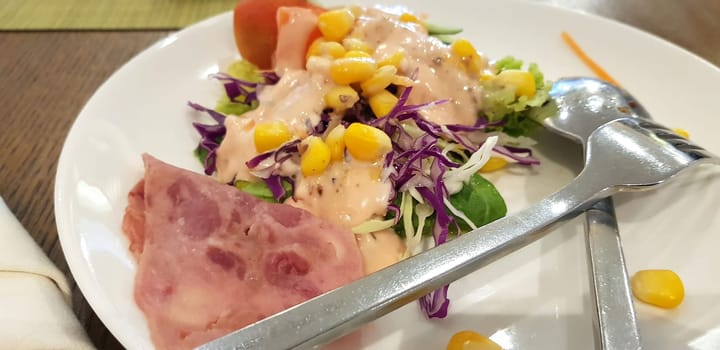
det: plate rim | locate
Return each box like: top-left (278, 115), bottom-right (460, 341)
top-left (53, 2), bottom-right (720, 349)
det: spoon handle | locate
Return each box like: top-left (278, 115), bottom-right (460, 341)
top-left (196, 171), bottom-right (611, 350)
top-left (585, 198), bottom-right (642, 350)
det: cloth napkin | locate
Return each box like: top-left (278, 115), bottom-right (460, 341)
top-left (0, 197), bottom-right (95, 350)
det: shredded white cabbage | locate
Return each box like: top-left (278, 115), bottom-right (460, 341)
top-left (443, 197), bottom-right (477, 230)
top-left (443, 135), bottom-right (498, 195)
top-left (351, 218), bottom-right (396, 234)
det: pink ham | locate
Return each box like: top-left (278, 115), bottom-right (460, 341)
top-left (122, 154), bottom-right (364, 350)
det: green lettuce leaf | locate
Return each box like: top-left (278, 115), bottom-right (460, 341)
top-left (234, 179), bottom-right (292, 203)
top-left (215, 59), bottom-right (263, 116)
top-left (392, 173), bottom-right (507, 236)
top-left (481, 56), bottom-right (554, 136)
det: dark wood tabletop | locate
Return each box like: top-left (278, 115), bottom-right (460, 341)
top-left (1, 1), bottom-right (718, 349)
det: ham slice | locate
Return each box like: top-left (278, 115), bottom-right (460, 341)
top-left (122, 154), bottom-right (364, 350)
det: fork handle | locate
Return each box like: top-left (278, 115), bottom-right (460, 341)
top-left (197, 170), bottom-right (614, 350)
top-left (586, 198), bottom-right (642, 350)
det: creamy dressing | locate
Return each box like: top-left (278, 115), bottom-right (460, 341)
top-left (351, 8), bottom-right (483, 125)
top-left (273, 7), bottom-right (319, 72)
top-left (286, 160), bottom-right (391, 228)
top-left (215, 6), bottom-right (485, 272)
top-left (355, 229), bottom-right (406, 274)
top-left (215, 70), bottom-right (331, 182)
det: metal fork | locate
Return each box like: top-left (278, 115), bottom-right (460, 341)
top-left (197, 78), bottom-right (720, 350)
top-left (542, 79), bottom-right (647, 350)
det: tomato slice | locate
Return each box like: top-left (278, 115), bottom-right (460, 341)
top-left (233, 0), bottom-right (325, 69)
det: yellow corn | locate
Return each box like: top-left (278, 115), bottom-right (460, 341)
top-left (305, 56), bottom-right (332, 75)
top-left (479, 156), bottom-right (508, 173)
top-left (377, 49), bottom-right (405, 68)
top-left (329, 57), bottom-right (377, 85)
top-left (368, 90), bottom-right (398, 118)
top-left (631, 269), bottom-right (685, 309)
top-left (361, 65), bottom-right (397, 96)
top-left (324, 86), bottom-right (359, 112)
top-left (391, 75), bottom-right (415, 87)
top-left (399, 13), bottom-right (420, 23)
top-left (317, 8), bottom-right (356, 42)
top-left (300, 136), bottom-right (331, 176)
top-left (479, 73), bottom-right (495, 82)
top-left (451, 38), bottom-right (479, 59)
top-left (496, 69), bottom-right (537, 97)
top-left (446, 330), bottom-right (502, 350)
top-left (325, 125), bottom-right (347, 161)
top-left (306, 39), bottom-right (346, 59)
top-left (673, 128), bottom-right (690, 138)
top-left (342, 38), bottom-right (374, 54)
top-left (344, 123), bottom-right (392, 162)
top-left (344, 50), bottom-right (372, 59)
top-left (348, 5), bottom-right (362, 17)
top-left (253, 121), bottom-right (292, 153)
top-left (451, 38), bottom-right (486, 74)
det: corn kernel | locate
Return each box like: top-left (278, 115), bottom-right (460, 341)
top-left (317, 9), bottom-right (356, 42)
top-left (673, 128), bottom-right (690, 138)
top-left (305, 55), bottom-right (332, 75)
top-left (391, 75), bottom-right (415, 87)
top-left (496, 69), bottom-right (537, 97)
top-left (324, 86), bottom-right (359, 112)
top-left (344, 50), bottom-right (372, 59)
top-left (300, 136), bottom-right (331, 176)
top-left (342, 38), bottom-right (374, 54)
top-left (479, 156), bottom-right (508, 173)
top-left (479, 73), bottom-right (495, 82)
top-left (253, 121), bottom-right (292, 153)
top-left (631, 269), bottom-right (685, 309)
top-left (399, 13), bottom-right (420, 23)
top-left (377, 49), bottom-right (405, 68)
top-left (361, 65), bottom-right (397, 96)
top-left (307, 39), bottom-right (346, 59)
top-left (330, 57), bottom-right (377, 85)
top-left (451, 38), bottom-right (479, 59)
top-left (348, 5), bottom-right (362, 17)
top-left (446, 330), bottom-right (502, 350)
top-left (344, 123), bottom-right (392, 162)
top-left (368, 90), bottom-right (398, 118)
top-left (468, 54), bottom-right (485, 74)
top-left (325, 125), bottom-right (347, 161)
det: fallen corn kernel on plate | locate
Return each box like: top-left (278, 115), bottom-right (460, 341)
top-left (55, 0), bottom-right (720, 349)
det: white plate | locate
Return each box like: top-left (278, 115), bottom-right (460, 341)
top-left (55, 0), bottom-right (720, 349)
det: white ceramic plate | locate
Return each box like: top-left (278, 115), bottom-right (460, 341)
top-left (55, 0), bottom-right (720, 349)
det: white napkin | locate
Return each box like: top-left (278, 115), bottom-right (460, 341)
top-left (0, 197), bottom-right (95, 350)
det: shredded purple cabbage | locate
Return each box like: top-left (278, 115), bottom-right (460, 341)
top-left (493, 144), bottom-right (540, 165)
top-left (189, 65), bottom-right (541, 319)
top-left (246, 139), bottom-right (300, 173)
top-left (368, 83), bottom-right (540, 318)
top-left (188, 102), bottom-right (227, 175)
top-left (263, 175), bottom-right (294, 202)
top-left (189, 71), bottom-right (279, 176)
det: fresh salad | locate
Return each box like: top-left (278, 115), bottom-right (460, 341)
top-left (189, 0), bottom-right (552, 319)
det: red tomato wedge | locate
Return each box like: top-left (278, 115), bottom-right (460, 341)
top-left (233, 0), bottom-right (325, 69)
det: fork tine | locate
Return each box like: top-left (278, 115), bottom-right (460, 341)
top-left (634, 118), bottom-right (720, 162)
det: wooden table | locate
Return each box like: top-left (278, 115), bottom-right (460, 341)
top-left (1, 1), bottom-right (718, 349)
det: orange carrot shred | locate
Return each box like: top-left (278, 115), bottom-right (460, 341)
top-left (561, 31), bottom-right (620, 86)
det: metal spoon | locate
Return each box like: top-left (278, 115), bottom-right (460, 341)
top-left (543, 86), bottom-right (647, 350)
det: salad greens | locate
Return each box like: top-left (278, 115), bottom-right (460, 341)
top-left (215, 60), bottom-right (263, 116)
top-left (189, 13), bottom-right (553, 319)
top-left (482, 56), bottom-right (553, 136)
top-left (234, 179), bottom-right (293, 203)
top-left (392, 173), bottom-right (506, 237)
